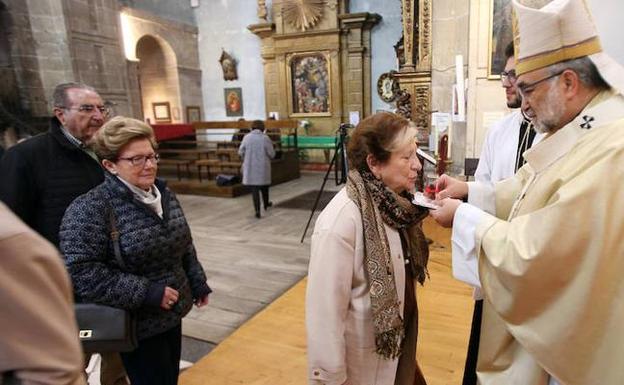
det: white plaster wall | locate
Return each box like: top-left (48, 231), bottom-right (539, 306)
top-left (350, 0), bottom-right (403, 113)
top-left (589, 0), bottom-right (624, 65)
top-left (194, 0), bottom-right (266, 120)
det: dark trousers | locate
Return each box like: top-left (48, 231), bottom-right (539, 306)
top-left (462, 299), bottom-right (483, 385)
top-left (250, 185), bottom-right (270, 214)
top-left (120, 324), bottom-right (181, 385)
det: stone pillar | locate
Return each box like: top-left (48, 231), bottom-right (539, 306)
top-left (340, 13), bottom-right (381, 120)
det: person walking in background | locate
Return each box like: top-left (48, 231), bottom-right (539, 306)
top-left (306, 112), bottom-right (429, 385)
top-left (238, 119), bottom-right (275, 218)
top-left (0, 82), bottom-right (129, 385)
top-left (60, 116), bottom-right (212, 385)
top-left (0, 202), bottom-right (85, 385)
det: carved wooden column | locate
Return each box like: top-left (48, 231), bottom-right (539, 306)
top-left (395, 0), bottom-right (432, 147)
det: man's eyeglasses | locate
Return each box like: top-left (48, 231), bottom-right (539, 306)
top-left (500, 69), bottom-right (517, 84)
top-left (63, 104), bottom-right (110, 117)
top-left (516, 70), bottom-right (565, 99)
top-left (117, 153), bottom-right (160, 167)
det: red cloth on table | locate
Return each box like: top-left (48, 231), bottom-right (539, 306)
top-left (152, 124), bottom-right (194, 141)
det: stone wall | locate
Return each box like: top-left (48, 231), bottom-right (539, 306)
top-left (118, 0), bottom-right (195, 27)
top-left (120, 7), bottom-right (203, 123)
top-left (1, 0), bottom-right (201, 123)
top-left (64, 0), bottom-right (134, 117)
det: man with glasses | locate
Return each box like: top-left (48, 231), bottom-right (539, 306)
top-left (430, 0), bottom-right (624, 384)
top-left (0, 82), bottom-right (130, 385)
top-left (462, 41), bottom-right (544, 385)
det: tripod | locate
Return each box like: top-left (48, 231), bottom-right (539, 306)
top-left (300, 124), bottom-right (350, 243)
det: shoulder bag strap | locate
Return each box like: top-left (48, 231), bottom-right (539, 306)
top-left (108, 206), bottom-right (128, 271)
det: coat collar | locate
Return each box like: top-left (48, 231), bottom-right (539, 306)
top-left (104, 172), bottom-right (170, 221)
top-left (49, 117), bottom-right (83, 152)
top-left (524, 90), bottom-right (624, 173)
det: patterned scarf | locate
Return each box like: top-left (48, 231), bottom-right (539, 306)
top-left (346, 169), bottom-right (430, 359)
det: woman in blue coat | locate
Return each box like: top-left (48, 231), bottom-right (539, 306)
top-left (60, 116), bottom-right (211, 385)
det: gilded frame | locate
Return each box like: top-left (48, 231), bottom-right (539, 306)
top-left (487, 0), bottom-right (513, 79)
top-left (287, 51), bottom-right (332, 117)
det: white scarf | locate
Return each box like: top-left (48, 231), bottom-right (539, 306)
top-left (116, 176), bottom-right (163, 218)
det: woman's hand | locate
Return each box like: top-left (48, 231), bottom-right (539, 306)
top-left (194, 294), bottom-right (210, 308)
top-left (160, 286), bottom-right (180, 310)
top-left (429, 198), bottom-right (462, 228)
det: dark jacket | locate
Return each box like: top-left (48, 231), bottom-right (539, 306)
top-left (0, 118), bottom-right (104, 247)
top-left (59, 174), bottom-right (211, 340)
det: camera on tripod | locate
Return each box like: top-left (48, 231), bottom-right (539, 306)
top-left (334, 123), bottom-right (353, 185)
top-left (300, 122), bottom-right (354, 242)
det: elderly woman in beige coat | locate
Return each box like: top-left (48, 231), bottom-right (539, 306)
top-left (306, 112), bottom-right (429, 385)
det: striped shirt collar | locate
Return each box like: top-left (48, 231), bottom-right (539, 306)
top-left (59, 125), bottom-right (85, 149)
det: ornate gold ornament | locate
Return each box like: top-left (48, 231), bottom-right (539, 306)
top-left (377, 71), bottom-right (400, 103)
top-left (282, 0), bottom-right (324, 31)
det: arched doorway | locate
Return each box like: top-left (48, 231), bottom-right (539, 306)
top-left (135, 35), bottom-right (181, 124)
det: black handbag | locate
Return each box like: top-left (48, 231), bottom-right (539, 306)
top-left (74, 208), bottom-right (138, 353)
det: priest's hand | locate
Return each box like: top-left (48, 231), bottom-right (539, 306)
top-left (434, 174), bottom-right (468, 200)
top-left (429, 198), bottom-right (462, 228)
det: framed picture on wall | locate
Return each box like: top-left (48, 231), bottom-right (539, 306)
top-left (152, 102), bottom-right (171, 123)
top-left (186, 106), bottom-right (201, 122)
top-left (287, 52), bottom-right (331, 117)
top-left (488, 0), bottom-right (513, 79)
top-left (224, 88), bottom-right (244, 117)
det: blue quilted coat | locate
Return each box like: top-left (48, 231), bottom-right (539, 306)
top-left (60, 173), bottom-right (211, 340)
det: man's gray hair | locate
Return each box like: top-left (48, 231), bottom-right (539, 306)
top-left (52, 82), bottom-right (97, 108)
top-left (547, 57), bottom-right (609, 90)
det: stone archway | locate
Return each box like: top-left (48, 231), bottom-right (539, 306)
top-left (135, 35), bottom-right (182, 124)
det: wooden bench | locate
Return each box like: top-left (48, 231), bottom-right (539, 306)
top-left (158, 148), bottom-right (216, 159)
top-left (158, 158), bottom-right (192, 181)
top-left (195, 159), bottom-right (242, 182)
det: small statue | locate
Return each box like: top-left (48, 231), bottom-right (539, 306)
top-left (219, 50), bottom-right (238, 81)
top-left (258, 0), bottom-right (268, 21)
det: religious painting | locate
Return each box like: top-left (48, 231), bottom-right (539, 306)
top-left (224, 87), bottom-right (244, 117)
top-left (186, 106), bottom-right (201, 123)
top-left (219, 50), bottom-right (238, 81)
top-left (288, 52), bottom-right (331, 117)
top-left (488, 0), bottom-right (513, 79)
top-left (152, 102), bottom-right (171, 123)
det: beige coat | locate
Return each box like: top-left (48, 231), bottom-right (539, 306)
top-left (306, 188), bottom-right (411, 385)
top-left (0, 202), bottom-right (85, 385)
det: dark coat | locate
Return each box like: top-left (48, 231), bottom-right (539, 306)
top-left (59, 174), bottom-right (211, 340)
top-left (0, 118), bottom-right (104, 246)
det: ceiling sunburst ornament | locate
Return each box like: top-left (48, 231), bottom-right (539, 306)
top-left (282, 0), bottom-right (325, 31)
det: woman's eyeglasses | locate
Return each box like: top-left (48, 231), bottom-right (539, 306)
top-left (117, 153), bottom-right (160, 167)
